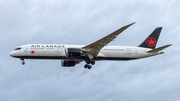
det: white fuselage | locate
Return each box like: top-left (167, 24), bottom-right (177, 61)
top-left (10, 44), bottom-right (162, 61)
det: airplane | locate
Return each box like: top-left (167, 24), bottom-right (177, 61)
top-left (10, 22), bottom-right (172, 69)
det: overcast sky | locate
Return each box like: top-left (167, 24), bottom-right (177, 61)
top-left (0, 0), bottom-right (180, 101)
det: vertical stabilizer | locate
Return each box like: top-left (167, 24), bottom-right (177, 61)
top-left (138, 27), bottom-right (162, 49)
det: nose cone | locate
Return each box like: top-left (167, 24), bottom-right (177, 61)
top-left (10, 51), bottom-right (16, 57)
top-left (10, 51), bottom-right (21, 58)
top-left (10, 51), bottom-right (14, 57)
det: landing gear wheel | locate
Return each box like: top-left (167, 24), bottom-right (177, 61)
top-left (91, 60), bottom-right (95, 65)
top-left (85, 59), bottom-right (95, 65)
top-left (22, 61), bottom-right (25, 65)
top-left (84, 64), bottom-right (88, 69)
top-left (20, 58), bottom-right (25, 65)
top-left (84, 64), bottom-right (92, 69)
top-left (85, 59), bottom-right (91, 64)
top-left (88, 65), bottom-right (92, 69)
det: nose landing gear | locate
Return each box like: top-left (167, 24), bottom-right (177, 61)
top-left (20, 58), bottom-right (25, 65)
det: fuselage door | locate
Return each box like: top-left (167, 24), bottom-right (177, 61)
top-left (134, 48), bottom-right (138, 54)
top-left (24, 46), bottom-right (28, 52)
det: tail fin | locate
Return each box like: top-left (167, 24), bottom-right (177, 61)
top-left (139, 27), bottom-right (162, 49)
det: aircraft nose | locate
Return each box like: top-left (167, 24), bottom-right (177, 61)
top-left (10, 51), bottom-right (15, 57)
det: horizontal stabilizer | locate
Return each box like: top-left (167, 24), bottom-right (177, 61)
top-left (147, 44), bottom-right (172, 53)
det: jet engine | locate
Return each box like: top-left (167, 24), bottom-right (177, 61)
top-left (61, 60), bottom-right (77, 67)
top-left (65, 48), bottom-right (85, 57)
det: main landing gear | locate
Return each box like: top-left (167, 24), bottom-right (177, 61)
top-left (84, 59), bottom-right (95, 69)
top-left (84, 64), bottom-right (92, 69)
top-left (20, 58), bottom-right (25, 65)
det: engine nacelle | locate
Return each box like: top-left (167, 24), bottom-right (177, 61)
top-left (65, 48), bottom-right (83, 57)
top-left (61, 60), bottom-right (76, 67)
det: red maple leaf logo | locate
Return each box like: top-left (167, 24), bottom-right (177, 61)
top-left (146, 37), bottom-right (156, 47)
top-left (148, 39), bottom-right (155, 44)
top-left (31, 50), bottom-right (35, 54)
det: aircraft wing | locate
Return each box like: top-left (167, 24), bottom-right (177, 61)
top-left (81, 22), bottom-right (135, 57)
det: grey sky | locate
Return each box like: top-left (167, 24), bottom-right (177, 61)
top-left (0, 0), bottom-right (180, 101)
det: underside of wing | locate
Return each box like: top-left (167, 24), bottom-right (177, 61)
top-left (82, 22), bottom-right (135, 57)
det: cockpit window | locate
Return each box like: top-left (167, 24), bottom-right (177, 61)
top-left (14, 47), bottom-right (21, 50)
